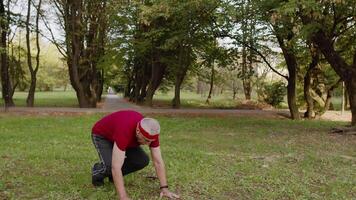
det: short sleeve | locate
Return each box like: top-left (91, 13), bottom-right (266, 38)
top-left (149, 137), bottom-right (160, 148)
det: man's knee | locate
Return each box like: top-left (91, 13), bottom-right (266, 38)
top-left (134, 153), bottom-right (149, 170)
top-left (141, 153), bottom-right (150, 168)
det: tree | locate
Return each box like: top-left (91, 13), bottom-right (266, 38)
top-left (282, 0), bottom-right (356, 125)
top-left (238, 0), bottom-right (257, 100)
top-left (303, 43), bottom-right (319, 118)
top-left (0, 0), bottom-right (14, 107)
top-left (26, 0), bottom-right (42, 107)
top-left (227, 0), bottom-right (301, 119)
top-left (163, 0), bottom-right (219, 108)
top-left (52, 0), bottom-right (108, 107)
top-left (197, 40), bottom-right (231, 104)
top-left (111, 0), bottom-right (219, 108)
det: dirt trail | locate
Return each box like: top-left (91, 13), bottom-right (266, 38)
top-left (1, 94), bottom-right (352, 122)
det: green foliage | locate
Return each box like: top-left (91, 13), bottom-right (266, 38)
top-left (8, 37), bottom-right (69, 91)
top-left (36, 54), bottom-right (68, 92)
top-left (263, 81), bottom-right (286, 107)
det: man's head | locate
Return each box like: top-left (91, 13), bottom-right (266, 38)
top-left (136, 118), bottom-right (160, 145)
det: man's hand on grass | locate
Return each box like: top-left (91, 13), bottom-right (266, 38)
top-left (159, 188), bottom-right (180, 199)
top-left (119, 196), bottom-right (131, 200)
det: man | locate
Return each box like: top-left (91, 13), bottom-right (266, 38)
top-left (91, 110), bottom-right (180, 200)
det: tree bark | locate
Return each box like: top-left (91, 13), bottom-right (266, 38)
top-left (145, 62), bottom-right (166, 106)
top-left (172, 45), bottom-right (189, 108)
top-left (131, 63), bottom-right (144, 103)
top-left (241, 0), bottom-right (252, 100)
top-left (276, 34), bottom-right (300, 120)
top-left (25, 0), bottom-right (34, 107)
top-left (309, 29), bottom-right (356, 125)
top-left (26, 0), bottom-right (42, 107)
top-left (316, 79), bottom-right (342, 116)
top-left (61, 0), bottom-right (108, 108)
top-left (0, 0), bottom-right (14, 107)
top-left (172, 73), bottom-right (186, 108)
top-left (246, 3), bottom-right (255, 100)
top-left (96, 69), bottom-right (104, 102)
top-left (347, 77), bottom-right (356, 126)
top-left (304, 44), bottom-right (318, 118)
top-left (344, 87), bottom-right (349, 110)
top-left (95, 1), bottom-right (107, 102)
top-left (241, 27), bottom-right (251, 100)
top-left (206, 61), bottom-right (214, 104)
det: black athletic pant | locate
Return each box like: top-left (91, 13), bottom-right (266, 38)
top-left (91, 134), bottom-right (149, 179)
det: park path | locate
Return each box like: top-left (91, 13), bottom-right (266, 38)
top-left (1, 94), bottom-right (352, 122)
top-left (102, 94), bottom-right (293, 119)
top-left (102, 94), bottom-right (141, 111)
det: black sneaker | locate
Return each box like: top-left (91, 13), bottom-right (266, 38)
top-left (92, 163), bottom-right (105, 187)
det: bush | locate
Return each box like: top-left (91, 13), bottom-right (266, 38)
top-left (263, 81), bottom-right (286, 107)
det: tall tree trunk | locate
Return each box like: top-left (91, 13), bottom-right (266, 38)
top-left (276, 34), bottom-right (300, 120)
top-left (7, 0), bottom-right (16, 101)
top-left (344, 87), bottom-right (349, 110)
top-left (346, 77), bottom-right (356, 126)
top-left (245, 2), bottom-right (255, 100)
top-left (0, 0), bottom-right (14, 107)
top-left (241, 20), bottom-right (250, 100)
top-left (131, 65), bottom-right (143, 103)
top-left (68, 0), bottom-right (92, 107)
top-left (145, 62), bottom-right (166, 106)
top-left (206, 61), bottom-right (214, 104)
top-left (26, 0), bottom-right (42, 107)
top-left (172, 44), bottom-right (189, 108)
top-left (95, 1), bottom-right (107, 102)
top-left (316, 79), bottom-right (342, 116)
top-left (304, 44), bottom-right (318, 118)
top-left (309, 29), bottom-right (356, 125)
top-left (287, 75), bottom-right (299, 119)
top-left (125, 76), bottom-right (132, 98)
top-left (172, 73), bottom-right (186, 108)
top-left (139, 73), bottom-right (150, 102)
top-left (25, 0), bottom-right (33, 107)
top-left (232, 80), bottom-right (237, 100)
top-left (96, 69), bottom-right (104, 102)
top-left (60, 0), bottom-right (108, 108)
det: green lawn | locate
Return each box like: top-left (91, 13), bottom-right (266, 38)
top-left (0, 115), bottom-right (355, 200)
top-left (152, 91), bottom-right (261, 109)
top-left (0, 91), bottom-right (78, 107)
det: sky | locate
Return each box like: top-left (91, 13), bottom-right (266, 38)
top-left (11, 0), bottom-right (63, 44)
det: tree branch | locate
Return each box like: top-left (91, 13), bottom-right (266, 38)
top-left (38, 9), bottom-right (67, 58)
top-left (211, 19), bottom-right (288, 80)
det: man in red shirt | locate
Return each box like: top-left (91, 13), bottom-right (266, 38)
top-left (91, 110), bottom-right (180, 199)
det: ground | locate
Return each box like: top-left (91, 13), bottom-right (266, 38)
top-left (2, 94), bottom-right (352, 123)
top-left (0, 115), bottom-right (355, 199)
top-left (0, 94), bottom-right (354, 199)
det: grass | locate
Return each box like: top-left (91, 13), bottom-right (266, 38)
top-left (0, 91), bottom-right (78, 107)
top-left (331, 97), bottom-right (346, 111)
top-left (0, 90), bottom-right (346, 111)
top-left (152, 91), bottom-right (263, 109)
top-left (0, 114), bottom-right (355, 199)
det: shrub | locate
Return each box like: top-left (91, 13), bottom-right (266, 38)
top-left (263, 81), bottom-right (286, 107)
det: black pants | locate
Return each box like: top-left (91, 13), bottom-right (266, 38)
top-left (91, 134), bottom-right (149, 179)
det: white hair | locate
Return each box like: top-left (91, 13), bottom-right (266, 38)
top-left (140, 118), bottom-right (160, 136)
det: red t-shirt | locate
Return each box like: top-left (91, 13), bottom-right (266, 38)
top-left (92, 110), bottom-right (160, 151)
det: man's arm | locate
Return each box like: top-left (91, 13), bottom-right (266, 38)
top-left (112, 143), bottom-right (130, 200)
top-left (150, 147), bottom-right (180, 199)
top-left (150, 147), bottom-right (167, 186)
